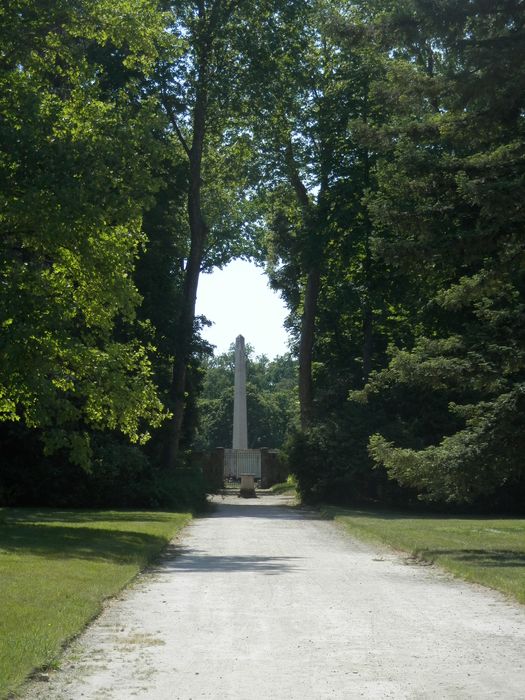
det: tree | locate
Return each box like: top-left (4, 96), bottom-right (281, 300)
top-left (357, 0), bottom-right (525, 502)
top-left (248, 0), bottom-right (392, 426)
top-left (0, 0), bottom-right (169, 467)
top-left (156, 0), bottom-right (306, 464)
top-left (268, 0), bottom-right (525, 507)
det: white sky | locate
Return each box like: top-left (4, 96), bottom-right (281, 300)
top-left (195, 259), bottom-right (290, 358)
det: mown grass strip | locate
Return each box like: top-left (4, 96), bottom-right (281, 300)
top-left (0, 508), bottom-right (191, 698)
top-left (270, 475), bottom-right (297, 495)
top-left (325, 507), bottom-right (525, 605)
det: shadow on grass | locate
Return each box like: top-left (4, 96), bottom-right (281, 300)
top-left (0, 523), bottom-right (168, 565)
top-left (321, 505), bottom-right (525, 524)
top-left (322, 507), bottom-right (471, 522)
top-left (0, 499), bottom-right (316, 564)
top-left (424, 549), bottom-right (525, 568)
top-left (5, 509), bottom-right (180, 525)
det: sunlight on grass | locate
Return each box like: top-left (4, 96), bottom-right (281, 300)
top-left (270, 475), bottom-right (297, 495)
top-left (0, 509), bottom-right (191, 698)
top-left (327, 507), bottom-right (525, 605)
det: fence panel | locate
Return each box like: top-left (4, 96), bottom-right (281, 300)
top-left (224, 449), bottom-right (261, 478)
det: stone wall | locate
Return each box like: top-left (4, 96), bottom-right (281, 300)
top-left (260, 448), bottom-right (288, 489)
top-left (193, 447), bottom-right (288, 491)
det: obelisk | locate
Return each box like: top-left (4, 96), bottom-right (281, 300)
top-left (232, 334), bottom-right (248, 449)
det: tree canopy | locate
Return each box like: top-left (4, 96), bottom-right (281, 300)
top-left (0, 0), bottom-right (169, 467)
top-left (1, 0), bottom-right (524, 510)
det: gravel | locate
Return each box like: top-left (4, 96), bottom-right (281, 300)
top-left (24, 494), bottom-right (525, 699)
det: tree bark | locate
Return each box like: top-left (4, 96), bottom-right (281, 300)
top-left (299, 266), bottom-right (321, 429)
top-left (285, 138), bottom-right (323, 429)
top-left (362, 298), bottom-right (373, 383)
top-left (166, 212), bottom-right (206, 468)
top-left (164, 0), bottom-right (236, 468)
top-left (361, 90), bottom-right (373, 386)
top-left (165, 24), bottom-right (211, 469)
top-left (362, 182), bottom-right (373, 384)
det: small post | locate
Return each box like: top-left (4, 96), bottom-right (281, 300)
top-left (240, 473), bottom-right (256, 498)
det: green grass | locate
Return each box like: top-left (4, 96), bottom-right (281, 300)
top-left (325, 506), bottom-right (525, 605)
top-left (270, 475), bottom-right (297, 495)
top-left (0, 508), bottom-right (191, 698)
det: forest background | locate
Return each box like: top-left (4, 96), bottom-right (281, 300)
top-left (1, 0), bottom-right (524, 512)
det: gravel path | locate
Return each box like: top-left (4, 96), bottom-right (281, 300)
top-left (25, 494), bottom-right (525, 699)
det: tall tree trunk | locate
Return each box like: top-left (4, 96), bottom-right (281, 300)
top-left (163, 0), bottom-right (233, 468)
top-left (361, 99), bottom-right (373, 385)
top-left (299, 266), bottom-right (321, 429)
top-left (165, 48), bottom-right (209, 469)
top-left (362, 194), bottom-right (373, 384)
top-left (362, 298), bottom-right (373, 383)
top-left (166, 214), bottom-right (206, 468)
top-left (285, 138), bottom-right (324, 429)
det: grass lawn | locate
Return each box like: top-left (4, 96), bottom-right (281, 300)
top-left (325, 507), bottom-right (525, 605)
top-left (0, 508), bottom-right (191, 698)
top-left (270, 476), bottom-right (297, 495)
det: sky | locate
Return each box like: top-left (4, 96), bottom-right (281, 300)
top-left (195, 259), bottom-right (290, 358)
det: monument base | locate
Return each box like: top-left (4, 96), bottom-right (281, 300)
top-left (239, 473), bottom-right (256, 498)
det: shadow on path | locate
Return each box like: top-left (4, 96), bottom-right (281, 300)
top-left (208, 499), bottom-right (321, 522)
top-left (157, 546), bottom-right (302, 575)
top-left (152, 498), bottom-right (310, 575)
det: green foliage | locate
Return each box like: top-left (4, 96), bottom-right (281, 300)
top-left (0, 0), bottom-right (170, 467)
top-left (284, 405), bottom-right (410, 506)
top-left (270, 475), bottom-right (297, 495)
top-left (358, 0), bottom-right (525, 503)
top-left (0, 425), bottom-right (208, 511)
top-left (369, 385), bottom-right (525, 503)
top-left (264, 0), bottom-right (525, 508)
top-left (2, 0), bottom-right (523, 509)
